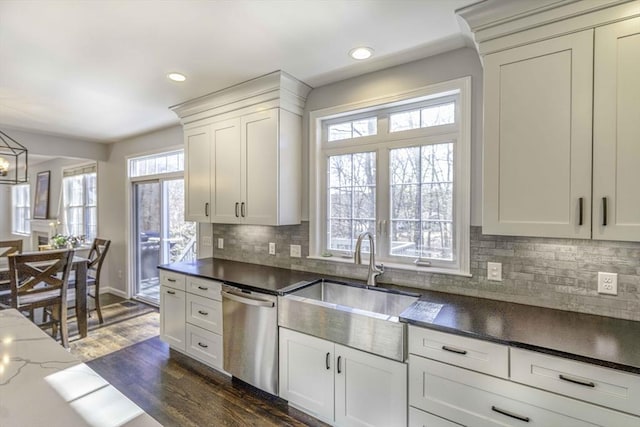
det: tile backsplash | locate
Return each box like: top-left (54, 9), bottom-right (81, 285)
top-left (211, 223), bottom-right (640, 321)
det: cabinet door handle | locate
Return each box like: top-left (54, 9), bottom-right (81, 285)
top-left (167, 278), bottom-right (177, 283)
top-left (326, 352), bottom-right (331, 370)
top-left (241, 202), bottom-right (246, 217)
top-left (559, 374), bottom-right (595, 388)
top-left (197, 310), bottom-right (209, 316)
top-left (205, 202), bottom-right (209, 217)
top-left (337, 355), bottom-right (342, 374)
top-left (197, 286), bottom-right (208, 291)
top-left (491, 406), bottom-right (530, 423)
top-left (602, 197), bottom-right (608, 226)
top-left (442, 345), bottom-right (467, 355)
top-left (197, 342), bottom-right (208, 349)
top-left (235, 202), bottom-right (240, 218)
top-left (578, 197), bottom-right (583, 226)
top-left (167, 290), bottom-right (176, 295)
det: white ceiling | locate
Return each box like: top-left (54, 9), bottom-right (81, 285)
top-left (0, 0), bottom-right (477, 143)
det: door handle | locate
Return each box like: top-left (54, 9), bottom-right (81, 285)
top-left (222, 290), bottom-right (275, 308)
top-left (491, 406), bottom-right (530, 422)
top-left (559, 374), bottom-right (595, 388)
top-left (602, 197), bottom-right (608, 226)
top-left (166, 290), bottom-right (176, 295)
top-left (241, 202), bottom-right (246, 217)
top-left (197, 310), bottom-right (209, 316)
top-left (326, 352), bottom-right (331, 370)
top-left (337, 355), bottom-right (342, 374)
top-left (197, 342), bottom-right (208, 349)
top-left (235, 202), bottom-right (240, 218)
top-left (442, 345), bottom-right (467, 355)
top-left (205, 202), bottom-right (209, 217)
top-left (197, 286), bottom-right (208, 291)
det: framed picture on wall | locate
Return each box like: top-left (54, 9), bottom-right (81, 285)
top-left (33, 170), bottom-right (50, 219)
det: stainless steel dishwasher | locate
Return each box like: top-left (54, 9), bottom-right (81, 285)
top-left (222, 284), bottom-right (278, 395)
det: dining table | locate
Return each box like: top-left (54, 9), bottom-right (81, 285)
top-left (0, 252), bottom-right (89, 338)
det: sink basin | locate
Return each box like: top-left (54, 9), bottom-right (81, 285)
top-left (278, 280), bottom-right (419, 361)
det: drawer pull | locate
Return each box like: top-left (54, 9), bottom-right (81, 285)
top-left (491, 406), bottom-right (530, 423)
top-left (197, 310), bottom-right (209, 316)
top-left (167, 290), bottom-right (176, 295)
top-left (442, 345), bottom-right (467, 355)
top-left (197, 342), bottom-right (208, 349)
top-left (326, 352), bottom-right (331, 370)
top-left (559, 374), bottom-right (595, 388)
top-left (197, 286), bottom-right (209, 291)
top-left (167, 278), bottom-right (177, 283)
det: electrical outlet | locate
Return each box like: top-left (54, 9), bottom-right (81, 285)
top-left (269, 242), bottom-right (276, 255)
top-left (217, 238), bottom-right (224, 249)
top-left (201, 236), bottom-right (212, 247)
top-left (487, 262), bottom-right (502, 282)
top-left (597, 272), bottom-right (618, 295)
top-left (290, 244), bottom-right (301, 258)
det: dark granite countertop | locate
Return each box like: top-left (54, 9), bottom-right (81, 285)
top-left (158, 258), bottom-right (640, 374)
top-left (399, 290), bottom-right (640, 375)
top-left (158, 258), bottom-right (320, 295)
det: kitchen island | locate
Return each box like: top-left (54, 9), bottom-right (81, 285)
top-left (0, 309), bottom-right (162, 427)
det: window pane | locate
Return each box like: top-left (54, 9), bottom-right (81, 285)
top-left (328, 152), bottom-right (376, 252)
top-left (390, 143), bottom-right (454, 260)
top-left (389, 109), bottom-right (420, 132)
top-left (129, 150), bottom-right (184, 178)
top-left (328, 117), bottom-right (376, 142)
top-left (12, 184), bottom-right (30, 234)
top-left (86, 173), bottom-right (97, 205)
top-left (421, 102), bottom-right (455, 127)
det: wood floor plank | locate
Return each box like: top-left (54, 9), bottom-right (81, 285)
top-left (87, 337), bottom-right (329, 427)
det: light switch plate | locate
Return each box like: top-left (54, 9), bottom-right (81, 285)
top-left (217, 238), bottom-right (224, 249)
top-left (290, 244), bottom-right (301, 258)
top-left (487, 262), bottom-right (502, 282)
top-left (597, 272), bottom-right (617, 295)
top-left (269, 242), bottom-right (276, 255)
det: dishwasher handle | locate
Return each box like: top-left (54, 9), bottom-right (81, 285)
top-left (222, 290), bottom-right (275, 308)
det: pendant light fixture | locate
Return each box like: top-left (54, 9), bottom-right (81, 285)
top-left (0, 130), bottom-right (28, 184)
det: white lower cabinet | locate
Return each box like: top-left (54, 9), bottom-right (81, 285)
top-left (279, 328), bottom-right (407, 427)
top-left (159, 283), bottom-right (186, 351)
top-left (408, 326), bottom-right (640, 427)
top-left (159, 271), bottom-right (224, 372)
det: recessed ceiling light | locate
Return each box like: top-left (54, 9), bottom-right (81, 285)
top-left (349, 47), bottom-right (374, 60)
top-left (167, 72), bottom-right (186, 82)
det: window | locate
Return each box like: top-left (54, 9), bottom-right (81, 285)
top-left (62, 164), bottom-right (97, 241)
top-left (129, 150), bottom-right (184, 178)
top-left (11, 184), bottom-right (30, 234)
top-left (310, 78), bottom-right (471, 275)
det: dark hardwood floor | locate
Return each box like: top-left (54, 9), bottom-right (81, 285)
top-left (87, 336), bottom-right (329, 427)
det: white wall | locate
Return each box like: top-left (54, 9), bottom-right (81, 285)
top-left (2, 128), bottom-right (109, 161)
top-left (99, 125), bottom-right (183, 296)
top-left (301, 47), bottom-right (483, 225)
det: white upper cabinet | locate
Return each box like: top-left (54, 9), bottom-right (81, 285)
top-left (172, 71), bottom-right (311, 226)
top-left (593, 16), bottom-right (640, 241)
top-left (460, 1), bottom-right (640, 240)
top-left (184, 125), bottom-right (212, 222)
top-left (483, 30), bottom-right (593, 238)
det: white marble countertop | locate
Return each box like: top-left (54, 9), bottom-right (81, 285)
top-left (0, 309), bottom-right (162, 427)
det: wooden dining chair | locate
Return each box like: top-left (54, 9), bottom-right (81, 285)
top-left (0, 239), bottom-right (23, 305)
top-left (68, 238), bottom-right (111, 324)
top-left (7, 249), bottom-right (74, 348)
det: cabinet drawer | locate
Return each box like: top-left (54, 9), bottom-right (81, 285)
top-left (408, 326), bottom-right (509, 378)
top-left (511, 348), bottom-right (640, 416)
top-left (409, 356), bottom-right (639, 427)
top-left (409, 407), bottom-right (460, 427)
top-left (186, 293), bottom-right (222, 334)
top-left (160, 271), bottom-right (186, 291)
top-left (186, 276), bottom-right (222, 300)
top-left (186, 324), bottom-right (223, 370)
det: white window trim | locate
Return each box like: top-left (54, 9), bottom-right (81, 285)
top-left (11, 184), bottom-right (31, 236)
top-left (309, 77), bottom-right (471, 276)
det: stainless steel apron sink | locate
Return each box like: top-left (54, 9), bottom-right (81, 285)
top-left (278, 280), bottom-right (419, 361)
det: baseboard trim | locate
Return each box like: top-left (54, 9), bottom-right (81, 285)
top-left (101, 287), bottom-right (128, 299)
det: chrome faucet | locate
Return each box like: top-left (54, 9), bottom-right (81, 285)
top-left (354, 231), bottom-right (384, 286)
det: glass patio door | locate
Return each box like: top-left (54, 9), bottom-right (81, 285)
top-left (133, 178), bottom-right (195, 304)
